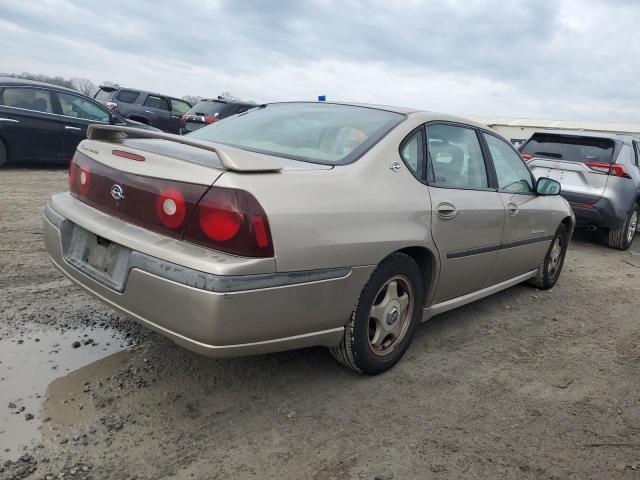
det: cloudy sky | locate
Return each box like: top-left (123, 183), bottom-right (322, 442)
top-left (1, 0), bottom-right (638, 122)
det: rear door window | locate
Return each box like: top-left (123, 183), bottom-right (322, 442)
top-left (426, 124), bottom-right (489, 190)
top-left (520, 133), bottom-right (615, 163)
top-left (0, 87), bottom-right (54, 113)
top-left (144, 95), bottom-right (169, 110)
top-left (115, 90), bottom-right (140, 103)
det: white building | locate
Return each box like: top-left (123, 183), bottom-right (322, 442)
top-left (469, 116), bottom-right (640, 147)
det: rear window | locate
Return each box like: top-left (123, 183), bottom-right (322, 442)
top-left (115, 90), bottom-right (140, 103)
top-left (94, 88), bottom-right (113, 101)
top-left (188, 103), bottom-right (405, 164)
top-left (188, 100), bottom-right (228, 117)
top-left (520, 133), bottom-right (615, 163)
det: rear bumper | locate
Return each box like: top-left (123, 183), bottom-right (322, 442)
top-left (43, 199), bottom-right (372, 357)
top-left (568, 196), bottom-right (627, 229)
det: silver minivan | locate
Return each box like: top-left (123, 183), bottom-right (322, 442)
top-left (520, 131), bottom-right (640, 250)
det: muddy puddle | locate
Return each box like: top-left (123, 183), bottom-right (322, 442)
top-left (0, 327), bottom-right (131, 456)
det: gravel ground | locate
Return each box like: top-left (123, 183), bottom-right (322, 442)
top-left (1, 167), bottom-right (639, 480)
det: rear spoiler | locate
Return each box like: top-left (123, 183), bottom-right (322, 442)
top-left (86, 124), bottom-right (282, 173)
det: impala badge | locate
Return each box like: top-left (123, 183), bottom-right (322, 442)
top-left (390, 161), bottom-right (402, 172)
top-left (111, 184), bottom-right (125, 201)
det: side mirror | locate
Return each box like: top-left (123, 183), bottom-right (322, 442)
top-left (536, 177), bottom-right (561, 196)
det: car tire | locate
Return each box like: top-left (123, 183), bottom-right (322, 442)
top-left (607, 206), bottom-right (639, 250)
top-left (0, 140), bottom-right (6, 168)
top-left (330, 252), bottom-right (425, 375)
top-left (528, 223), bottom-right (568, 290)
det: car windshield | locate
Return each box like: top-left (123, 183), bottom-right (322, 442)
top-left (187, 103), bottom-right (405, 164)
top-left (520, 133), bottom-right (615, 163)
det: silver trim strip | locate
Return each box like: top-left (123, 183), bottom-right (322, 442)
top-left (422, 269), bottom-right (537, 321)
top-left (0, 117), bottom-right (19, 123)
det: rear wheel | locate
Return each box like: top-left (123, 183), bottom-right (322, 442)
top-left (528, 224), bottom-right (568, 290)
top-left (0, 141), bottom-right (6, 167)
top-left (608, 206), bottom-right (638, 250)
top-left (330, 252), bottom-right (424, 375)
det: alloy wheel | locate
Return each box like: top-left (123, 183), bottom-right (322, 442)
top-left (368, 275), bottom-right (414, 356)
top-left (627, 210), bottom-right (638, 245)
top-left (547, 236), bottom-right (563, 278)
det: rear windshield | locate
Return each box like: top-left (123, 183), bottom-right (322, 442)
top-left (94, 88), bottom-right (113, 101)
top-left (115, 90), bottom-right (140, 103)
top-left (187, 103), bottom-right (405, 164)
top-left (520, 133), bottom-right (615, 163)
top-left (188, 100), bottom-right (228, 117)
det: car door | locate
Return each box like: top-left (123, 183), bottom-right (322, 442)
top-left (482, 132), bottom-right (556, 284)
top-left (53, 91), bottom-right (112, 161)
top-left (168, 98), bottom-right (191, 134)
top-left (143, 95), bottom-right (172, 132)
top-left (0, 86), bottom-right (62, 162)
top-left (425, 123), bottom-right (506, 303)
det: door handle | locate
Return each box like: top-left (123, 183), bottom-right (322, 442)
top-left (0, 118), bottom-right (19, 123)
top-left (65, 126), bottom-right (82, 131)
top-left (507, 203), bottom-right (519, 216)
top-left (437, 202), bottom-right (457, 219)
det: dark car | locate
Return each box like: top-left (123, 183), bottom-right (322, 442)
top-left (180, 98), bottom-right (256, 134)
top-left (0, 77), bottom-right (155, 167)
top-left (94, 86), bottom-right (192, 134)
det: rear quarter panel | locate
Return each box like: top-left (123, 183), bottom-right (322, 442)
top-left (213, 116), bottom-right (437, 273)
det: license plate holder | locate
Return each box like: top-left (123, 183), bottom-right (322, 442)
top-left (61, 223), bottom-right (132, 291)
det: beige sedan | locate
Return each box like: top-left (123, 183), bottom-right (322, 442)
top-left (43, 102), bottom-right (573, 374)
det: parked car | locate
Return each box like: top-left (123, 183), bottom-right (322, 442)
top-left (0, 77), bottom-right (155, 167)
top-left (520, 131), bottom-right (640, 250)
top-left (43, 102), bottom-right (574, 374)
top-left (94, 85), bottom-right (192, 134)
top-left (180, 98), bottom-right (256, 134)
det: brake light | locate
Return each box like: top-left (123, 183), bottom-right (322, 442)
top-left (585, 162), bottom-right (630, 178)
top-left (521, 153), bottom-right (533, 161)
top-left (184, 187), bottom-right (273, 257)
top-left (69, 154), bottom-right (76, 189)
top-left (77, 163), bottom-right (91, 196)
top-left (112, 150), bottom-right (145, 162)
top-left (156, 188), bottom-right (187, 229)
top-left (204, 116), bottom-right (219, 124)
top-left (180, 114), bottom-right (187, 123)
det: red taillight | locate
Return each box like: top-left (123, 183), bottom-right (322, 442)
top-left (184, 187), bottom-right (273, 257)
top-left (204, 116), bottom-right (219, 125)
top-left (156, 188), bottom-right (187, 229)
top-left (521, 153), bottom-right (533, 161)
top-left (77, 164), bottom-right (91, 196)
top-left (574, 203), bottom-right (595, 209)
top-left (112, 150), bottom-right (145, 162)
top-left (69, 155), bottom-right (76, 189)
top-left (585, 162), bottom-right (630, 178)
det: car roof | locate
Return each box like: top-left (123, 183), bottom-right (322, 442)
top-left (99, 85), bottom-right (184, 100)
top-left (0, 76), bottom-right (80, 95)
top-left (264, 101), bottom-right (490, 127)
top-left (198, 98), bottom-right (255, 106)
top-left (529, 129), bottom-right (640, 144)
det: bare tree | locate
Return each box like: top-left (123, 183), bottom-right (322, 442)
top-left (71, 77), bottom-right (98, 97)
top-left (182, 95), bottom-right (202, 106)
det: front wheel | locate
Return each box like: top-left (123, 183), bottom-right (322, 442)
top-left (608, 206), bottom-right (638, 250)
top-left (330, 252), bottom-right (425, 375)
top-left (528, 223), bottom-right (568, 290)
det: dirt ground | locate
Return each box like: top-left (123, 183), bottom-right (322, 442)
top-left (1, 166), bottom-right (639, 480)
